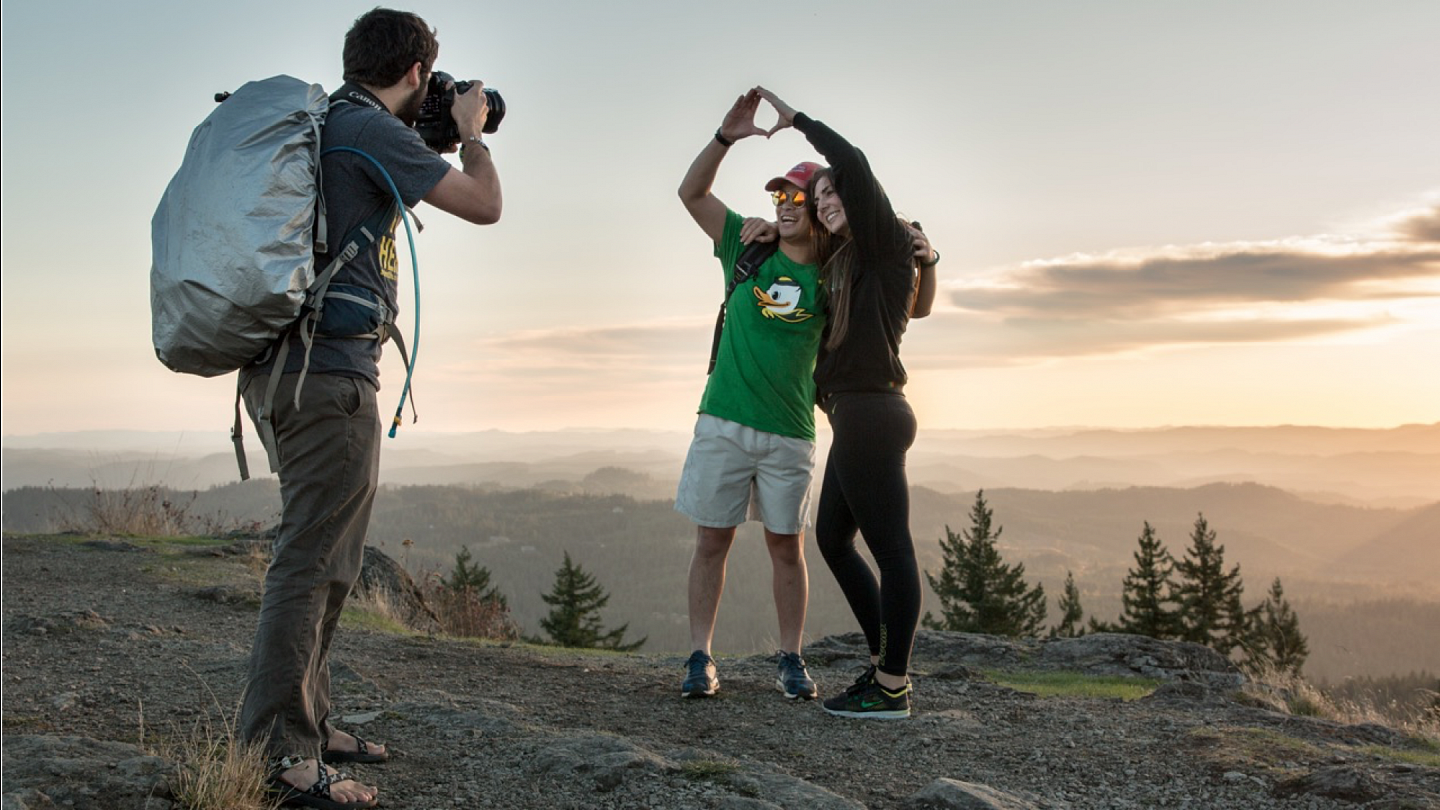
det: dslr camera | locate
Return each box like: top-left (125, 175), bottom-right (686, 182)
top-left (414, 70), bottom-right (506, 152)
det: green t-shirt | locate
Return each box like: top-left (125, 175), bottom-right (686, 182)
top-left (698, 211), bottom-right (826, 441)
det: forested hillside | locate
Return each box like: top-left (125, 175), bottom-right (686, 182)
top-left (5, 479), bottom-right (1436, 681)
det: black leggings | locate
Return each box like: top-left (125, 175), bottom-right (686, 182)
top-left (815, 392), bottom-right (919, 678)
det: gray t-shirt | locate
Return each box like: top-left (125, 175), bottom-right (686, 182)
top-left (247, 84), bottom-right (451, 389)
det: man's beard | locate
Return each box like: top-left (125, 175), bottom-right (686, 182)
top-left (397, 83), bottom-right (426, 126)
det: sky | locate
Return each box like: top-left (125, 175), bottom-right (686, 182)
top-left (2, 0), bottom-right (1438, 447)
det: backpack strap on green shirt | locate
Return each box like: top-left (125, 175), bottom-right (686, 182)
top-left (707, 240), bottom-right (780, 374)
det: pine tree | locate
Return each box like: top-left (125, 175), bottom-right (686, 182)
top-left (538, 551), bottom-right (645, 651)
top-left (1050, 570), bottom-right (1085, 638)
top-left (923, 490), bottom-right (1047, 637)
top-left (1249, 577), bottom-right (1309, 673)
top-left (1173, 513), bottom-right (1247, 656)
top-left (448, 545), bottom-right (507, 608)
top-left (1116, 521), bottom-right (1178, 639)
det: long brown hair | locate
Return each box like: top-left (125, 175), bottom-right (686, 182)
top-left (805, 168), bottom-right (922, 351)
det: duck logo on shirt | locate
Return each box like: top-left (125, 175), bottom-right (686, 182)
top-left (753, 277), bottom-right (814, 323)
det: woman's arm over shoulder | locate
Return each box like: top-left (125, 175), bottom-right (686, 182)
top-left (794, 113), bottom-right (904, 263)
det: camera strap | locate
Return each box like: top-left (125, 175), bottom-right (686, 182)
top-left (330, 82), bottom-right (388, 114)
top-left (707, 240), bottom-right (779, 375)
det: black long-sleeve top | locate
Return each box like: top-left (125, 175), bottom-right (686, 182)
top-left (794, 113), bottom-right (916, 402)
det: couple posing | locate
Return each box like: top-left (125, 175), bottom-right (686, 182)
top-left (675, 87), bottom-right (939, 719)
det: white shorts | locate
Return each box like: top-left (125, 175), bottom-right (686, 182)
top-left (674, 414), bottom-right (816, 535)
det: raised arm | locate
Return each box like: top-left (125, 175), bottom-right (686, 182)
top-left (754, 86), bottom-right (903, 259)
top-left (423, 82), bottom-right (502, 224)
top-left (679, 90), bottom-right (769, 243)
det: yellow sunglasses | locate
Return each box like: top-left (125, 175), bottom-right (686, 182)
top-left (771, 189), bottom-right (807, 207)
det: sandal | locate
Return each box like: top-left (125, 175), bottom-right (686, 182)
top-left (267, 759), bottom-right (378, 810)
top-left (321, 732), bottom-right (390, 765)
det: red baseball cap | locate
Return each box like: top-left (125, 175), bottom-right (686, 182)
top-left (764, 161), bottom-right (823, 192)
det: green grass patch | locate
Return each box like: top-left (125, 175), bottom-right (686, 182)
top-left (16, 533), bottom-right (92, 547)
top-left (982, 669), bottom-right (1162, 701)
top-left (147, 535), bottom-right (230, 548)
top-left (517, 641), bottom-right (642, 659)
top-left (339, 605), bottom-right (414, 636)
top-left (1189, 726), bottom-right (1322, 771)
top-left (3, 714), bottom-right (54, 732)
top-left (1360, 744), bottom-right (1440, 768)
top-left (146, 557), bottom-right (250, 588)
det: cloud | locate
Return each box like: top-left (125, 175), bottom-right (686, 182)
top-left (477, 319), bottom-right (707, 367)
top-left (1387, 203), bottom-right (1440, 244)
top-left (913, 201), bottom-right (1440, 365)
top-left (955, 236), bottom-right (1440, 319)
top-left (437, 202), bottom-right (1440, 378)
top-left (432, 319), bottom-right (716, 392)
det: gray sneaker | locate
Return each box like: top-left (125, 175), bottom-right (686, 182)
top-left (682, 650), bottom-right (719, 698)
top-left (775, 650), bottom-right (817, 700)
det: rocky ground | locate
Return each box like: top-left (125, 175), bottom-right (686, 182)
top-left (3, 532), bottom-right (1438, 810)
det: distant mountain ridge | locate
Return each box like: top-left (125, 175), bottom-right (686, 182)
top-left (5, 424), bottom-right (1437, 506)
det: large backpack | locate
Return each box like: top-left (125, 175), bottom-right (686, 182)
top-left (151, 75), bottom-right (416, 480)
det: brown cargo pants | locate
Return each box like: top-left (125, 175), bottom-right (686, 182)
top-left (238, 371), bottom-right (381, 760)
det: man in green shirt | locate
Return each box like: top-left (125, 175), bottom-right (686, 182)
top-left (675, 89), bottom-right (826, 700)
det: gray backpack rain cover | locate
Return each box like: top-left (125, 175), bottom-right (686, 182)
top-left (150, 75), bottom-right (329, 377)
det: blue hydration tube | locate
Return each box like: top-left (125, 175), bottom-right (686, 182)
top-left (320, 146), bottom-right (420, 439)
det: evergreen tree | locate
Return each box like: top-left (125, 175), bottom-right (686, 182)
top-left (1086, 615), bottom-right (1119, 634)
top-left (1173, 513), bottom-right (1247, 656)
top-left (538, 551), bottom-right (645, 651)
top-left (1050, 570), bottom-right (1085, 638)
top-left (447, 545), bottom-right (507, 608)
top-left (923, 490), bottom-right (1047, 637)
top-left (1249, 577), bottom-right (1309, 673)
top-left (1116, 521), bottom-right (1178, 639)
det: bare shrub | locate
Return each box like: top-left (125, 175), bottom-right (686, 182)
top-left (421, 573), bottom-right (520, 641)
top-left (58, 483), bottom-right (199, 537)
top-left (1245, 667), bottom-right (1440, 741)
top-left (50, 473), bottom-right (270, 539)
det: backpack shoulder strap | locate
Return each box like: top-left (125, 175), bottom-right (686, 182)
top-left (727, 240), bottom-right (780, 297)
top-left (707, 240), bottom-right (781, 374)
top-left (243, 200), bottom-right (399, 478)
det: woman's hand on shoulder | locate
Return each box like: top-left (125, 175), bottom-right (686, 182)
top-left (753, 86), bottom-right (797, 134)
top-left (905, 222), bottom-right (936, 266)
top-left (740, 217), bottom-right (779, 244)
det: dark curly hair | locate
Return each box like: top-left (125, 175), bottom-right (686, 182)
top-left (342, 8), bottom-right (439, 87)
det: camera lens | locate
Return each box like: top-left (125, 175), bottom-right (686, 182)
top-left (481, 88), bottom-right (505, 134)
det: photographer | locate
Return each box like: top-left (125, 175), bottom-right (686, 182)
top-left (237, 9), bottom-right (501, 808)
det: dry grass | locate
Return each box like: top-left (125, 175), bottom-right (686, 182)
top-left (342, 586), bottom-right (417, 636)
top-left (61, 483), bottom-right (200, 537)
top-left (52, 471), bottom-right (268, 539)
top-left (421, 574), bottom-right (521, 641)
top-left (1243, 667), bottom-right (1440, 743)
top-left (144, 700), bottom-right (277, 810)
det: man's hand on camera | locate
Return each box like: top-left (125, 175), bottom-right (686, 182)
top-left (451, 80), bottom-right (490, 141)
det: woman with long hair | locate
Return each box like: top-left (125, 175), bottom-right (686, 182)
top-left (755, 87), bottom-right (938, 719)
